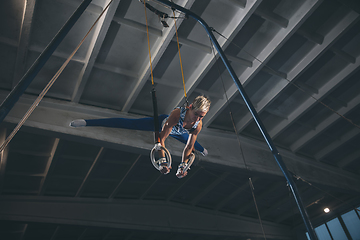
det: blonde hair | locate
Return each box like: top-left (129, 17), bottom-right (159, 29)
top-left (191, 95), bottom-right (211, 112)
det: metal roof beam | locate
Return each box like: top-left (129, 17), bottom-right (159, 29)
top-left (233, 9), bottom-right (359, 134)
top-left (0, 195), bottom-right (293, 239)
top-left (164, 0), bottom-right (261, 114)
top-left (291, 93), bottom-right (360, 152)
top-left (2, 92), bottom-right (360, 193)
top-left (71, 0), bottom-right (122, 103)
top-left (122, 0), bottom-right (196, 113)
top-left (12, 0), bottom-right (37, 88)
top-left (204, 0), bottom-right (322, 129)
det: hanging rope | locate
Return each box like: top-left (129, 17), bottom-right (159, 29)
top-left (144, 0), bottom-right (172, 171)
top-left (0, 0), bottom-right (115, 153)
top-left (249, 178), bottom-right (267, 240)
top-left (172, 10), bottom-right (188, 106)
top-left (210, 28), bottom-right (360, 131)
top-left (140, 1), bottom-right (189, 106)
top-left (209, 38), bottom-right (268, 240)
top-left (143, 0), bottom-right (155, 87)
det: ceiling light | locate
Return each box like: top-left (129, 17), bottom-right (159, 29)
top-left (324, 207), bottom-right (330, 213)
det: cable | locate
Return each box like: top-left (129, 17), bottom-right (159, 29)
top-left (211, 24), bottom-right (360, 217)
top-left (209, 38), bottom-right (268, 240)
top-left (249, 178), bottom-right (267, 240)
top-left (212, 26), bottom-right (360, 226)
top-left (294, 174), bottom-right (360, 213)
top-left (0, 0), bottom-right (115, 153)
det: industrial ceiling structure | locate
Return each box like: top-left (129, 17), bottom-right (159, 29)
top-left (0, 0), bottom-right (360, 239)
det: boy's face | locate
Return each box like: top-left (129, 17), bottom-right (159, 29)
top-left (189, 104), bottom-right (208, 122)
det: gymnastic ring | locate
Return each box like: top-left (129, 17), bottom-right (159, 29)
top-left (150, 143), bottom-right (172, 170)
top-left (182, 152), bottom-right (195, 173)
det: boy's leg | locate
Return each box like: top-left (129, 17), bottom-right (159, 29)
top-left (85, 117), bottom-right (154, 131)
top-left (71, 114), bottom-right (168, 131)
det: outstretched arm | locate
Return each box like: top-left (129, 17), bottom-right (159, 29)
top-left (182, 120), bottom-right (202, 163)
top-left (159, 108), bottom-right (180, 156)
top-left (175, 121), bottom-right (203, 178)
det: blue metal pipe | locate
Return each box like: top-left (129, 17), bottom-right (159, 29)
top-left (0, 0), bottom-right (93, 123)
top-left (155, 1), bottom-right (318, 239)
